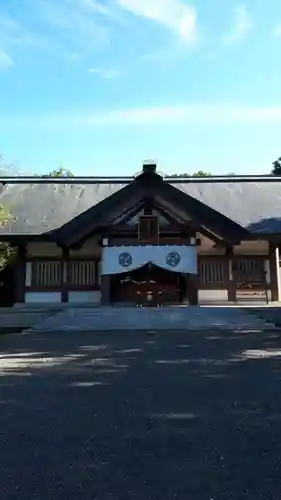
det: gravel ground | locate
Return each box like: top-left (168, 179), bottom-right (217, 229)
top-left (0, 328), bottom-right (281, 499)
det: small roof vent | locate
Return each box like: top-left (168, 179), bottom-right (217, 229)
top-left (142, 160), bottom-right (157, 175)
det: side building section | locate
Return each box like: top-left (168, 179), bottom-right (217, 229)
top-left (23, 240), bottom-right (101, 305)
top-left (12, 236), bottom-right (280, 305)
top-left (197, 236), bottom-right (275, 303)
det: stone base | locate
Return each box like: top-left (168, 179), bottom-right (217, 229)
top-left (27, 305), bottom-right (274, 333)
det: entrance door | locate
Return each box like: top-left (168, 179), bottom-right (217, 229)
top-left (111, 263), bottom-right (184, 306)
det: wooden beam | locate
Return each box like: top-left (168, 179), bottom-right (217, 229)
top-left (269, 243), bottom-right (280, 301)
top-left (109, 223), bottom-right (193, 234)
top-left (15, 245), bottom-right (26, 303)
top-left (186, 274), bottom-right (199, 305)
top-left (61, 182), bottom-right (145, 247)
top-left (112, 200), bottom-right (145, 225)
top-left (199, 226), bottom-right (226, 246)
top-left (100, 275), bottom-right (111, 305)
top-left (156, 183), bottom-right (247, 243)
top-left (225, 247), bottom-right (236, 302)
top-left (143, 197), bottom-right (153, 215)
top-left (61, 247), bottom-right (69, 303)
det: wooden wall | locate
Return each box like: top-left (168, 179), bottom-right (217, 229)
top-left (19, 238), bottom-right (273, 304)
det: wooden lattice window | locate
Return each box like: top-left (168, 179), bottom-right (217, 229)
top-left (233, 258), bottom-right (265, 284)
top-left (31, 261), bottom-right (61, 288)
top-left (68, 261), bottom-right (98, 288)
top-left (138, 216), bottom-right (159, 241)
top-left (199, 258), bottom-right (226, 286)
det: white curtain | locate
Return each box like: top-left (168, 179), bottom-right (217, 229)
top-left (101, 245), bottom-right (197, 275)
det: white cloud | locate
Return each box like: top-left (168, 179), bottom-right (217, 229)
top-left (116, 0), bottom-right (197, 43)
top-left (82, 105), bottom-right (281, 125)
top-left (222, 5), bottom-right (252, 44)
top-left (37, 0), bottom-right (112, 54)
top-left (0, 1), bottom-right (125, 65)
top-left (87, 67), bottom-right (119, 79)
top-left (0, 0), bottom-right (197, 67)
top-left (0, 12), bottom-right (48, 63)
top-left (0, 49), bottom-right (13, 70)
top-left (79, 0), bottom-right (124, 20)
top-left (4, 104), bottom-right (281, 128)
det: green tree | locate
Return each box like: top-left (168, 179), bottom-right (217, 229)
top-left (272, 157), bottom-right (281, 175)
top-left (45, 166), bottom-right (74, 177)
top-left (165, 170), bottom-right (211, 178)
top-left (0, 205), bottom-right (14, 270)
top-left (0, 156), bottom-right (17, 269)
top-left (0, 204), bottom-right (11, 226)
top-left (191, 170), bottom-right (211, 177)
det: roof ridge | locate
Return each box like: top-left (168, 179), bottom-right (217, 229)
top-left (0, 174), bottom-right (281, 185)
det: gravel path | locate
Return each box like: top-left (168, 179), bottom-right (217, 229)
top-left (0, 329), bottom-right (281, 499)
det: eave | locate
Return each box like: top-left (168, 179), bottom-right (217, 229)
top-left (157, 181), bottom-right (248, 244)
top-left (0, 233), bottom-right (54, 244)
top-left (52, 178), bottom-right (146, 247)
top-left (1, 168), bottom-right (269, 246)
top-left (49, 170), bottom-right (249, 247)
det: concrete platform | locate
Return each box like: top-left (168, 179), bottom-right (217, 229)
top-left (26, 306), bottom-right (275, 332)
top-left (1, 328), bottom-right (281, 499)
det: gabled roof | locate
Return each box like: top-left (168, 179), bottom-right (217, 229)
top-left (176, 181), bottom-right (281, 234)
top-left (0, 167), bottom-right (281, 242)
top-left (0, 182), bottom-right (126, 236)
top-left (55, 179), bottom-right (147, 245)
top-left (57, 172), bottom-right (247, 246)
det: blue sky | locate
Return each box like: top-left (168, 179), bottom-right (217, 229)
top-left (1, 0), bottom-right (281, 175)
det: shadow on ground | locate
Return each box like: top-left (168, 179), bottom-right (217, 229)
top-left (247, 306), bottom-right (281, 328)
top-left (0, 328), bottom-right (281, 499)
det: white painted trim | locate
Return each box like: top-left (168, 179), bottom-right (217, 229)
top-left (273, 247), bottom-right (281, 301)
top-left (199, 289), bottom-right (228, 302)
top-left (277, 257), bottom-right (281, 302)
top-left (25, 292), bottom-right (62, 303)
top-left (264, 259), bottom-right (270, 284)
top-left (68, 291), bottom-right (101, 304)
top-left (25, 262), bottom-right (32, 287)
top-left (228, 258), bottom-right (233, 281)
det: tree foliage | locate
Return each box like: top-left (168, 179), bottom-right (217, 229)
top-left (0, 205), bottom-right (14, 270)
top-left (44, 166), bottom-right (74, 177)
top-left (0, 156), bottom-right (18, 270)
top-left (191, 170), bottom-right (212, 177)
top-left (0, 204), bottom-right (11, 226)
top-left (166, 170), bottom-right (211, 178)
top-left (272, 157), bottom-right (281, 175)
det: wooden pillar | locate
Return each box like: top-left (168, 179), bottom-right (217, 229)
top-left (15, 245), bottom-right (26, 303)
top-left (226, 247), bottom-right (236, 302)
top-left (101, 275), bottom-right (111, 305)
top-left (186, 274), bottom-right (199, 305)
top-left (269, 243), bottom-right (280, 302)
top-left (61, 247), bottom-right (69, 303)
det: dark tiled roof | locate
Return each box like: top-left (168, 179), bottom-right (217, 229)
top-left (0, 183), bottom-right (126, 235)
top-left (0, 178), bottom-right (281, 236)
top-left (176, 181), bottom-right (281, 234)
